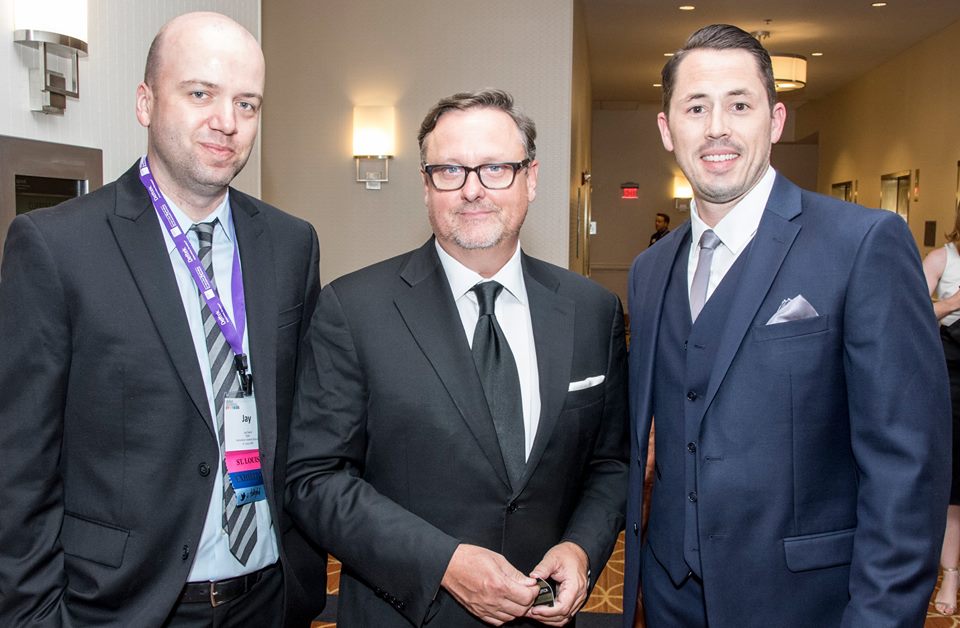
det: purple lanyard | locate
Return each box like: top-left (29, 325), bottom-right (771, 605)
top-left (138, 156), bottom-right (252, 393)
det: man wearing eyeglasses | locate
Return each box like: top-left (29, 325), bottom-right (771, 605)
top-left (287, 89), bottom-right (628, 627)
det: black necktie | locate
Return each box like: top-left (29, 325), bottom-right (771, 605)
top-left (471, 281), bottom-right (525, 488)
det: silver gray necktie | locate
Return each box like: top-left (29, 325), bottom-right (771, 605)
top-left (689, 229), bottom-right (721, 322)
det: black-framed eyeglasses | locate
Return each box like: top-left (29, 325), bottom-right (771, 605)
top-left (422, 159), bottom-right (531, 191)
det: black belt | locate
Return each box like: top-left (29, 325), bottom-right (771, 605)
top-left (180, 563), bottom-right (278, 607)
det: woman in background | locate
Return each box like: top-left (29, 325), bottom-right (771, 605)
top-left (923, 211), bottom-right (960, 615)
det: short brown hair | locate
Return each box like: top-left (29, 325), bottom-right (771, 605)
top-left (661, 24), bottom-right (777, 115)
top-left (417, 89), bottom-right (536, 163)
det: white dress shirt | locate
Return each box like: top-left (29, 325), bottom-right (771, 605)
top-left (688, 166), bottom-right (777, 302)
top-left (435, 241), bottom-right (541, 460)
top-left (157, 192), bottom-right (278, 581)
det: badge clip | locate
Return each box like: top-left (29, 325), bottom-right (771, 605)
top-left (234, 354), bottom-right (253, 395)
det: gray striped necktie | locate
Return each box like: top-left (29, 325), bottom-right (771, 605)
top-left (192, 220), bottom-right (258, 565)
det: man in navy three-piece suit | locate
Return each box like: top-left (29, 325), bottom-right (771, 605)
top-left (624, 24), bottom-right (951, 627)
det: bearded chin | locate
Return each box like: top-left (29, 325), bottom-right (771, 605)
top-left (699, 182), bottom-right (743, 205)
top-left (451, 227), bottom-right (505, 250)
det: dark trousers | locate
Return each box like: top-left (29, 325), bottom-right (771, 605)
top-left (641, 542), bottom-right (708, 628)
top-left (163, 563), bottom-right (284, 628)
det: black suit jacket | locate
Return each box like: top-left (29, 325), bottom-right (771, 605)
top-left (286, 238), bottom-right (628, 627)
top-left (0, 163), bottom-right (326, 627)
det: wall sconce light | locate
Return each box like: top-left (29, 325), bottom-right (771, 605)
top-left (621, 182), bottom-right (639, 200)
top-left (14, 0), bottom-right (88, 115)
top-left (353, 106), bottom-right (395, 190)
top-left (673, 175), bottom-right (692, 211)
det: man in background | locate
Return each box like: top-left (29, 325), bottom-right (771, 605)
top-left (623, 23), bottom-right (949, 627)
top-left (649, 212), bottom-right (670, 247)
top-left (0, 12), bottom-right (325, 626)
top-left (287, 89), bottom-right (628, 627)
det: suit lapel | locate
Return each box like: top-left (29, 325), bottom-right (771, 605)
top-left (393, 240), bottom-right (511, 489)
top-left (700, 176), bottom-right (803, 421)
top-left (519, 255), bottom-right (574, 491)
top-left (231, 192), bottom-right (279, 467)
top-left (107, 164), bottom-right (213, 434)
top-left (633, 222), bottom-right (690, 449)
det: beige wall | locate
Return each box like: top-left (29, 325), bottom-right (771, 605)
top-left (0, 0), bottom-right (260, 192)
top-left (262, 0), bottom-right (575, 284)
top-left (770, 142), bottom-right (819, 192)
top-left (589, 104), bottom-right (679, 304)
top-left (795, 18), bottom-right (960, 257)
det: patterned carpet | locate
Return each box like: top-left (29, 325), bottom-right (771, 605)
top-left (312, 537), bottom-right (960, 627)
top-left (929, 568), bottom-right (960, 627)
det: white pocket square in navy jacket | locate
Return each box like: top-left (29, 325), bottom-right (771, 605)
top-left (766, 295), bottom-right (819, 325)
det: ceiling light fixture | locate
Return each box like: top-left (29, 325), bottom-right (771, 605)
top-left (678, 5), bottom-right (695, 11)
top-left (770, 54), bottom-right (807, 91)
top-left (751, 30), bottom-right (808, 92)
top-left (871, 2), bottom-right (887, 7)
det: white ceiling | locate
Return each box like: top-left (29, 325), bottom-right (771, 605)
top-left (584, 0), bottom-right (960, 105)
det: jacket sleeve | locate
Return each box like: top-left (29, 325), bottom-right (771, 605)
top-left (560, 293), bottom-right (630, 580)
top-left (285, 283), bottom-right (459, 626)
top-left (840, 212), bottom-right (951, 626)
top-left (0, 215), bottom-right (75, 627)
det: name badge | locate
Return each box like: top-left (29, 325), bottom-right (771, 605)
top-left (224, 393), bottom-right (266, 505)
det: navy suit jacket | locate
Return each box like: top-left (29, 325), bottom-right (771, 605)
top-left (623, 175), bottom-right (951, 627)
top-left (0, 164), bottom-right (326, 627)
top-left (287, 239), bottom-right (628, 627)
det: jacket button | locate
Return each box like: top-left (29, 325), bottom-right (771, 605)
top-left (181, 545), bottom-right (190, 560)
top-left (686, 391), bottom-right (698, 401)
top-left (688, 491), bottom-right (698, 502)
top-left (507, 502), bottom-right (519, 514)
top-left (633, 522), bottom-right (639, 535)
top-left (198, 462), bottom-right (211, 477)
top-left (687, 442), bottom-right (697, 453)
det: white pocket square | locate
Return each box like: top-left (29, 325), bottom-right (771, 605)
top-left (766, 294), bottom-right (819, 325)
top-left (568, 375), bottom-right (605, 392)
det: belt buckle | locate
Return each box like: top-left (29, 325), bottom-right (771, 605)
top-left (209, 581), bottom-right (226, 608)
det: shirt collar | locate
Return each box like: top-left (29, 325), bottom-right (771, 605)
top-left (159, 191), bottom-right (234, 255)
top-left (690, 165), bottom-right (776, 254)
top-left (435, 240), bottom-right (527, 306)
